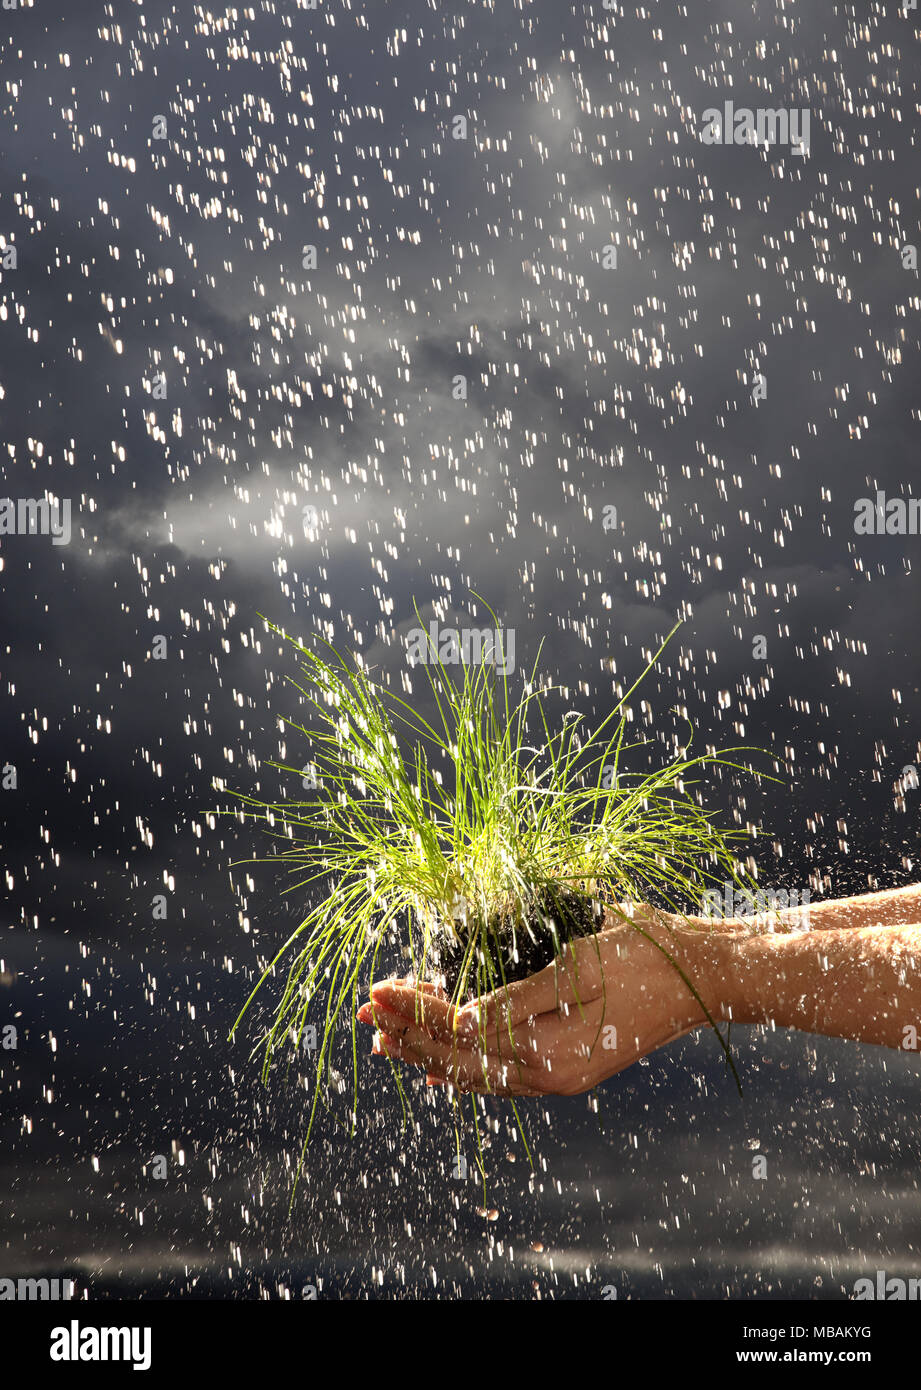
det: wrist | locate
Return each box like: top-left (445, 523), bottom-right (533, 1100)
top-left (625, 909), bottom-right (752, 1028)
top-left (659, 918), bottom-right (757, 1028)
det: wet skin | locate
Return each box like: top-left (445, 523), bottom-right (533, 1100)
top-left (356, 887), bottom-right (921, 1096)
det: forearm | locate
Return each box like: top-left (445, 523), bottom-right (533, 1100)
top-left (612, 888), bottom-right (921, 1051)
top-left (672, 883), bottom-right (921, 935)
top-left (766, 883), bottom-right (921, 933)
top-left (704, 918), bottom-right (921, 1049)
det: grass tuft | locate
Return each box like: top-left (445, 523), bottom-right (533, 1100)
top-left (213, 598), bottom-right (776, 1199)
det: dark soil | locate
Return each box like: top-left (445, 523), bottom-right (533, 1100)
top-left (432, 884), bottom-right (604, 1000)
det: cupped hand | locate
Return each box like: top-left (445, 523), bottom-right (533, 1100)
top-left (355, 911), bottom-right (720, 1096)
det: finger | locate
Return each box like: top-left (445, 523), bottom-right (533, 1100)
top-left (373, 1017), bottom-right (544, 1086)
top-left (379, 1036), bottom-right (545, 1096)
top-left (357, 978), bottom-right (447, 1027)
top-left (375, 1025), bottom-right (546, 1092)
top-left (383, 975), bottom-right (447, 999)
top-left (464, 1081), bottom-right (545, 1096)
top-left (369, 1000), bottom-right (543, 1070)
top-left (444, 1081), bottom-right (544, 1096)
top-left (368, 983), bottom-right (462, 1042)
top-left (362, 1003), bottom-right (417, 1039)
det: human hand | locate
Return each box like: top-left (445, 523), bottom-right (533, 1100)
top-left (356, 887), bottom-right (921, 1092)
top-left (355, 911), bottom-right (723, 1096)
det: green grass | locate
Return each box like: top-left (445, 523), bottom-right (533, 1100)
top-left (213, 597), bottom-right (775, 1197)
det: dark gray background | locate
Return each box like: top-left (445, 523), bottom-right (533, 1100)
top-left (0, 0), bottom-right (918, 1298)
